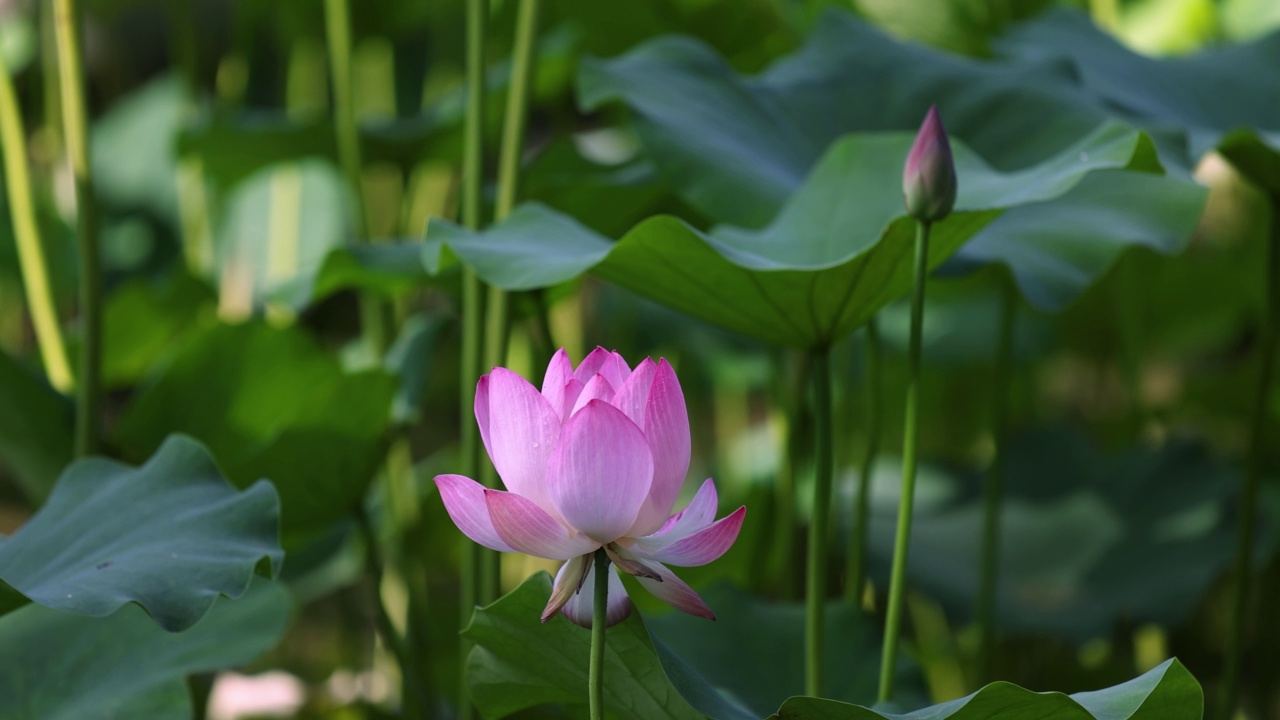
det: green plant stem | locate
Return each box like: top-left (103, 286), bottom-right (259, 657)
top-left (805, 348), bottom-right (833, 697)
top-left (976, 278), bottom-right (1017, 684)
top-left (494, 0), bottom-right (538, 223)
top-left (356, 509), bottom-right (426, 717)
top-left (323, 0), bottom-right (391, 357)
top-left (1217, 199), bottom-right (1280, 720)
top-left (476, 0), bottom-right (540, 604)
top-left (53, 0), bottom-right (100, 458)
top-left (847, 317), bottom-right (881, 603)
top-left (531, 288), bottom-right (557, 365)
top-left (458, 0), bottom-right (488, 717)
top-left (589, 549), bottom-right (609, 720)
top-left (323, 0), bottom-right (364, 237)
top-left (167, 0), bottom-right (199, 96)
top-left (878, 220), bottom-right (931, 703)
top-left (0, 52), bottom-right (73, 393)
top-left (771, 350), bottom-right (808, 600)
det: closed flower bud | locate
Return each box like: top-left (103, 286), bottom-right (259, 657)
top-left (903, 105), bottom-right (957, 223)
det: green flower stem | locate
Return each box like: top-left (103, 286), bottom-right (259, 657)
top-left (977, 277), bottom-right (1017, 683)
top-left (590, 548), bottom-right (610, 720)
top-left (1217, 197), bottom-right (1280, 719)
top-left (805, 347), bottom-right (834, 697)
top-left (494, 0), bottom-right (539, 224)
top-left (772, 350), bottom-right (808, 600)
top-left (323, 0), bottom-right (392, 356)
top-left (847, 316), bottom-right (881, 603)
top-left (356, 509), bottom-right (426, 717)
top-left (53, 0), bottom-right (101, 457)
top-left (878, 219), bottom-right (931, 703)
top-left (0, 51), bottom-right (73, 393)
top-left (458, 0), bottom-right (488, 717)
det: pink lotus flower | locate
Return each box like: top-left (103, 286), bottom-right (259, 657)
top-left (435, 347), bottom-right (746, 628)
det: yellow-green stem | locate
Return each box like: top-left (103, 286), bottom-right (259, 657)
top-left (589, 549), bottom-right (609, 720)
top-left (458, 0), bottom-right (489, 716)
top-left (878, 220), bottom-right (931, 703)
top-left (804, 348), bottom-right (833, 696)
top-left (324, 0), bottom-right (390, 355)
top-left (1217, 198), bottom-right (1280, 719)
top-left (53, 0), bottom-right (100, 457)
top-left (847, 317), bottom-right (881, 603)
top-left (976, 278), bottom-right (1017, 683)
top-left (0, 51), bottom-right (72, 392)
top-left (477, 0), bottom-right (541, 604)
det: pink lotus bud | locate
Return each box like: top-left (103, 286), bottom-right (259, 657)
top-left (903, 105), bottom-right (957, 223)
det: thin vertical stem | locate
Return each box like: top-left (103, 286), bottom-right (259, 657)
top-left (772, 351), bottom-right (808, 600)
top-left (589, 549), bottom-right (609, 720)
top-left (530, 288), bottom-right (557, 367)
top-left (878, 220), bottom-right (931, 703)
top-left (356, 509), bottom-right (427, 718)
top-left (1217, 200), bottom-right (1280, 719)
top-left (476, 0), bottom-right (540, 605)
top-left (976, 278), bottom-right (1017, 683)
top-left (458, 0), bottom-right (488, 717)
top-left (463, 0), bottom-right (486, 233)
top-left (0, 51), bottom-right (73, 392)
top-left (494, 0), bottom-right (538, 224)
top-left (324, 0), bottom-right (391, 356)
top-left (804, 348), bottom-right (834, 697)
top-left (847, 317), bottom-right (881, 603)
top-left (167, 0), bottom-right (199, 95)
top-left (40, 3), bottom-right (62, 150)
top-left (324, 0), bottom-right (365, 238)
top-left (53, 0), bottom-right (101, 457)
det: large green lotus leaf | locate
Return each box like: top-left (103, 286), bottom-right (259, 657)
top-left (862, 427), bottom-right (1259, 639)
top-left (0, 348), bottom-right (72, 505)
top-left (579, 8), bottom-right (1107, 227)
top-left (422, 123), bottom-right (1166, 348)
top-left (464, 572), bottom-right (738, 720)
top-left (521, 137), bottom-right (675, 237)
top-left (0, 578), bottom-right (291, 720)
top-left (996, 8), bottom-right (1280, 165)
top-left (0, 435), bottom-right (282, 631)
top-left (112, 321), bottom-right (397, 543)
top-left (952, 169), bottom-right (1207, 311)
top-left (424, 202), bottom-right (612, 291)
top-left (768, 658), bottom-right (1201, 719)
top-left (646, 584), bottom-right (928, 717)
top-left (579, 10), bottom-right (1211, 314)
top-left (596, 123), bottom-right (1163, 347)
